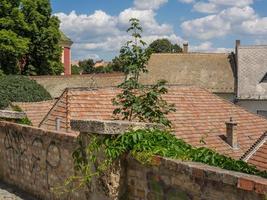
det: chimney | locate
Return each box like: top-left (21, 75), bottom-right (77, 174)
top-left (183, 43), bottom-right (188, 53)
top-left (236, 40), bottom-right (241, 48)
top-left (225, 117), bottom-right (238, 149)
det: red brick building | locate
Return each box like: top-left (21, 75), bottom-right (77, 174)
top-left (60, 31), bottom-right (73, 76)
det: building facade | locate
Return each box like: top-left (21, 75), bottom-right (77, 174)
top-left (235, 40), bottom-right (267, 117)
top-left (60, 31), bottom-right (73, 76)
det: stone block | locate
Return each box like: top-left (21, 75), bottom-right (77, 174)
top-left (238, 178), bottom-right (255, 191)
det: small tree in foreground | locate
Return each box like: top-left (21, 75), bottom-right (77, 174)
top-left (112, 18), bottom-right (175, 127)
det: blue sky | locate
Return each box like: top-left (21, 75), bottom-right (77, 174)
top-left (51, 0), bottom-right (267, 61)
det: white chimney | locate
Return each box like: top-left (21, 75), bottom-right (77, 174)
top-left (183, 43), bottom-right (188, 53)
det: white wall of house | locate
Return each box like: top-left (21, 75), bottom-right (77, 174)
top-left (236, 100), bottom-right (267, 117)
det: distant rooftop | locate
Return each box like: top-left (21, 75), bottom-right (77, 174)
top-left (140, 53), bottom-right (235, 94)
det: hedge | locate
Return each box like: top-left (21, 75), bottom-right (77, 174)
top-left (0, 75), bottom-right (52, 109)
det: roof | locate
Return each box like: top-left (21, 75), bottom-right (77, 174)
top-left (39, 87), bottom-right (117, 133)
top-left (237, 45), bottom-right (267, 99)
top-left (140, 53), bottom-right (235, 94)
top-left (39, 86), bottom-right (267, 160)
top-left (30, 73), bottom-right (125, 98)
top-left (241, 133), bottom-right (267, 171)
top-left (15, 100), bottom-right (56, 126)
top-left (60, 31), bottom-right (73, 46)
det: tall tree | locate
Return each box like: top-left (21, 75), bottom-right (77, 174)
top-left (149, 38), bottom-right (182, 53)
top-left (0, 0), bottom-right (29, 74)
top-left (0, 0), bottom-right (63, 75)
top-left (21, 0), bottom-right (63, 75)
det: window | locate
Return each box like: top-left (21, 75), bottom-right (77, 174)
top-left (257, 110), bottom-right (267, 118)
top-left (260, 72), bottom-right (267, 83)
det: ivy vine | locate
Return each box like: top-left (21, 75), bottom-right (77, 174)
top-left (70, 128), bottom-right (267, 191)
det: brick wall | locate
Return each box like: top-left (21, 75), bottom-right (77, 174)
top-left (127, 157), bottom-right (267, 200)
top-left (0, 121), bottom-right (86, 200)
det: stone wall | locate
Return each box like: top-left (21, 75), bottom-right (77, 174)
top-left (0, 119), bottom-right (267, 200)
top-left (127, 157), bottom-right (267, 200)
top-left (73, 119), bottom-right (267, 200)
top-left (0, 121), bottom-right (86, 200)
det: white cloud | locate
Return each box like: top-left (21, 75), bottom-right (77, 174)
top-left (209, 0), bottom-right (253, 7)
top-left (134, 0), bottom-right (168, 10)
top-left (190, 0), bottom-right (254, 14)
top-left (181, 6), bottom-right (261, 40)
top-left (118, 8), bottom-right (173, 35)
top-left (55, 10), bottom-right (120, 43)
top-left (193, 2), bottom-right (219, 13)
top-left (190, 41), bottom-right (232, 52)
top-left (178, 0), bottom-right (195, 3)
top-left (56, 6), bottom-right (183, 60)
top-left (241, 17), bottom-right (267, 35)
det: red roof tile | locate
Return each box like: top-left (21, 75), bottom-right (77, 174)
top-left (15, 100), bottom-right (56, 126)
top-left (242, 133), bottom-right (267, 171)
top-left (39, 86), bottom-right (267, 161)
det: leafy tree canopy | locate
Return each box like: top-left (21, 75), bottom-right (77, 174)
top-left (148, 38), bottom-right (182, 53)
top-left (79, 59), bottom-right (95, 74)
top-left (0, 0), bottom-right (63, 75)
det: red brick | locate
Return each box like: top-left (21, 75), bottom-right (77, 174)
top-left (192, 168), bottom-right (205, 179)
top-left (238, 178), bottom-right (255, 191)
top-left (255, 182), bottom-right (267, 194)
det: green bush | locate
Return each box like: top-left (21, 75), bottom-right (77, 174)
top-left (71, 65), bottom-right (81, 75)
top-left (0, 76), bottom-right (52, 109)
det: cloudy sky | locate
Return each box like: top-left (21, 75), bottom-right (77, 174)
top-left (51, 0), bottom-right (267, 61)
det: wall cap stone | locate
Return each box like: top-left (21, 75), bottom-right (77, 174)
top-left (128, 156), bottom-right (267, 195)
top-left (0, 110), bottom-right (26, 119)
top-left (71, 119), bottom-right (163, 135)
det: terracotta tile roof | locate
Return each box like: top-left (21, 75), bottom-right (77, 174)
top-left (14, 100), bottom-right (56, 126)
top-left (140, 53), bottom-right (235, 94)
top-left (39, 88), bottom-right (117, 133)
top-left (247, 141), bottom-right (267, 171)
top-left (241, 133), bottom-right (267, 171)
top-left (39, 86), bottom-right (267, 161)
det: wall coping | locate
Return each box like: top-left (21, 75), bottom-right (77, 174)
top-left (129, 156), bottom-right (267, 195)
top-left (71, 119), bottom-right (163, 135)
top-left (0, 110), bottom-right (26, 119)
top-left (0, 121), bottom-right (78, 141)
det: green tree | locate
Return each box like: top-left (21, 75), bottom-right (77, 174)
top-left (79, 59), bottom-right (95, 74)
top-left (71, 65), bottom-right (81, 75)
top-left (0, 30), bottom-right (29, 74)
top-left (0, 0), bottom-right (29, 74)
top-left (149, 38), bottom-right (182, 53)
top-left (108, 56), bottom-right (125, 72)
top-left (21, 0), bottom-right (63, 75)
top-left (113, 18), bottom-right (175, 127)
top-left (0, 0), bottom-right (63, 75)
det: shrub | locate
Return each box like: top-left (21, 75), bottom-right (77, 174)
top-left (0, 75), bottom-right (52, 109)
top-left (71, 65), bottom-right (81, 75)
